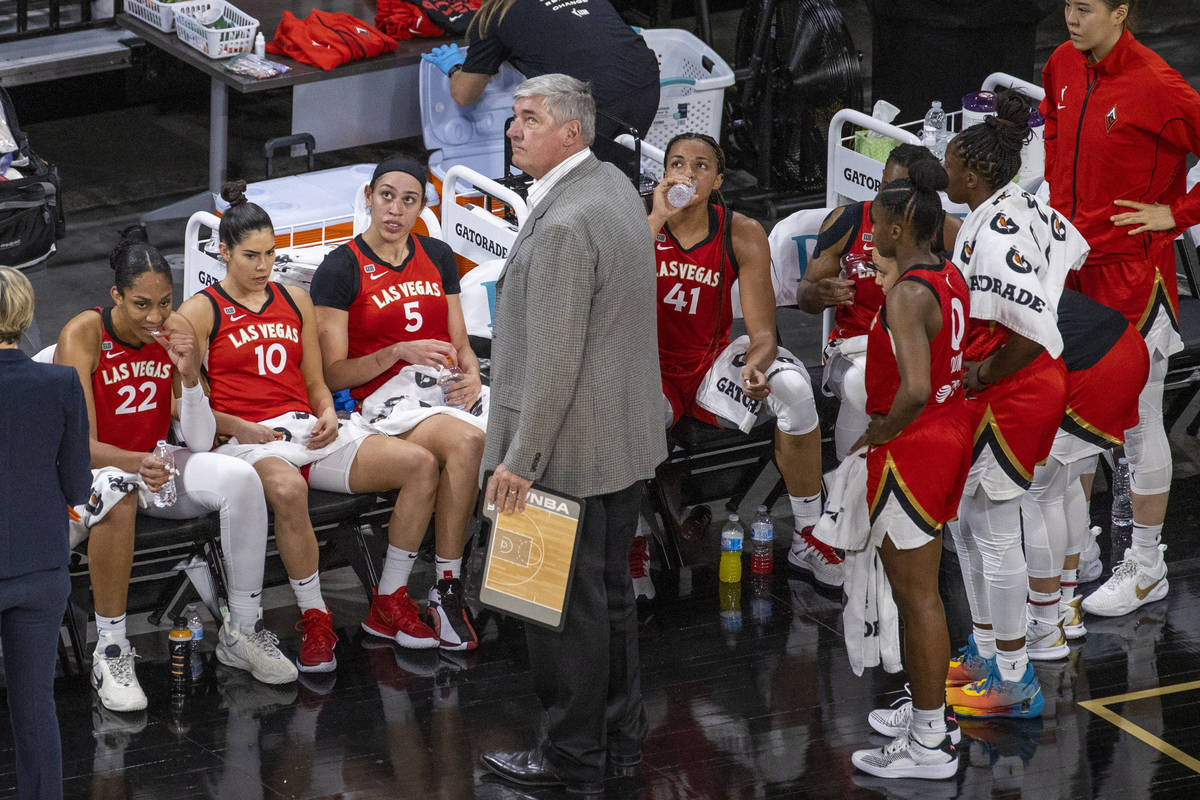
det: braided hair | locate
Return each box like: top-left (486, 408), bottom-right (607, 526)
top-left (874, 159), bottom-right (949, 245)
top-left (885, 143), bottom-right (941, 172)
top-left (952, 89), bottom-right (1032, 192)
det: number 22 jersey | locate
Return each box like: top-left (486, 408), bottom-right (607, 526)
top-left (90, 306), bottom-right (173, 453)
top-left (201, 282), bottom-right (310, 421)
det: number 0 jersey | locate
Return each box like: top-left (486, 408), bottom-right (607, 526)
top-left (90, 307), bottom-right (173, 453)
top-left (866, 260), bottom-right (969, 417)
top-left (656, 205), bottom-right (737, 378)
top-left (202, 282), bottom-right (310, 421)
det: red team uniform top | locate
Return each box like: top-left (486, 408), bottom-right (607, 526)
top-left (656, 205), bottom-right (738, 379)
top-left (865, 260), bottom-right (972, 530)
top-left (310, 233), bottom-right (461, 403)
top-left (201, 282), bottom-right (310, 421)
top-left (1040, 29), bottom-right (1200, 266)
top-left (90, 307), bottom-right (173, 453)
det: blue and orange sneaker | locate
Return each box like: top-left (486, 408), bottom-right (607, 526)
top-left (946, 635), bottom-right (991, 687)
top-left (946, 661), bottom-right (1044, 719)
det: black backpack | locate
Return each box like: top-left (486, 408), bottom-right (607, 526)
top-left (0, 87), bottom-right (63, 269)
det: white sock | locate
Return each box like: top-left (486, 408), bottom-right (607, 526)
top-left (910, 705), bottom-right (947, 748)
top-left (227, 589), bottom-right (261, 634)
top-left (96, 613), bottom-right (129, 652)
top-left (789, 492), bottom-right (822, 532)
top-left (378, 546), bottom-right (418, 595)
top-left (289, 571), bottom-right (326, 613)
top-left (1028, 589), bottom-right (1060, 624)
top-left (997, 647), bottom-right (1029, 682)
top-left (1060, 569), bottom-right (1078, 603)
top-left (973, 627), bottom-right (996, 660)
top-left (1132, 523), bottom-right (1162, 564)
top-left (434, 555), bottom-right (462, 582)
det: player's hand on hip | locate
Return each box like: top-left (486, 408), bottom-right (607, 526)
top-left (1111, 199), bottom-right (1176, 235)
top-left (487, 464), bottom-right (533, 514)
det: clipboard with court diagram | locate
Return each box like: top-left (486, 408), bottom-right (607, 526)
top-left (479, 477), bottom-right (585, 632)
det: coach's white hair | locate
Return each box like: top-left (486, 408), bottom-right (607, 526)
top-left (513, 74), bottom-right (596, 146)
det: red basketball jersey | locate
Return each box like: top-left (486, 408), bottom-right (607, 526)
top-left (90, 307), bottom-right (174, 453)
top-left (964, 318), bottom-right (1010, 363)
top-left (832, 200), bottom-right (886, 340)
top-left (866, 260), bottom-right (970, 417)
top-left (656, 205), bottom-right (738, 377)
top-left (202, 283), bottom-right (310, 421)
top-left (344, 236), bottom-right (451, 401)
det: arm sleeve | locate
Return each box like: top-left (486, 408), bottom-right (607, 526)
top-left (309, 246), bottom-right (360, 310)
top-left (58, 371), bottom-right (92, 505)
top-left (462, 31), bottom-right (507, 76)
top-left (422, 236), bottom-right (461, 294)
top-left (503, 221), bottom-right (595, 481)
top-left (178, 382), bottom-right (217, 451)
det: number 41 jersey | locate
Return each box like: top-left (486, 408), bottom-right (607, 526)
top-left (655, 205), bottom-right (737, 378)
top-left (202, 282), bottom-right (310, 421)
top-left (90, 307), bottom-right (173, 453)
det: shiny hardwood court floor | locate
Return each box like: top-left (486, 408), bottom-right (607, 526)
top-left (6, 473), bottom-right (1200, 799)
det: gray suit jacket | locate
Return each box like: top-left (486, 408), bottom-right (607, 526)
top-left (482, 153), bottom-right (667, 498)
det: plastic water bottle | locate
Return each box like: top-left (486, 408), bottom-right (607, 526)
top-left (439, 356), bottom-right (466, 407)
top-left (1110, 456), bottom-right (1133, 558)
top-left (168, 617), bottom-right (192, 690)
top-left (667, 182), bottom-right (696, 208)
top-left (923, 100), bottom-right (947, 158)
top-left (718, 514), bottom-right (744, 583)
top-left (153, 440), bottom-right (177, 508)
top-left (185, 602), bottom-right (205, 679)
top-left (750, 504), bottom-right (774, 575)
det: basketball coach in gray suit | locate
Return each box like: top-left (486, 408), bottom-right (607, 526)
top-left (480, 74), bottom-right (667, 796)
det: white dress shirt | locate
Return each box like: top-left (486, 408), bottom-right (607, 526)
top-left (526, 147), bottom-right (591, 211)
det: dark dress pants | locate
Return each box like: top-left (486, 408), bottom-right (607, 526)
top-left (1, 566), bottom-right (70, 800)
top-left (525, 481), bottom-right (647, 783)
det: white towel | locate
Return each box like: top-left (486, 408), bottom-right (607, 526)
top-left (814, 448), bottom-right (869, 550)
top-left (695, 334), bottom-right (807, 433)
top-left (953, 184), bottom-right (1089, 358)
top-left (216, 410), bottom-right (361, 467)
top-left (359, 364), bottom-right (489, 436)
top-left (69, 464), bottom-right (161, 547)
top-left (840, 481), bottom-right (902, 677)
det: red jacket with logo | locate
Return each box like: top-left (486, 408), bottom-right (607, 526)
top-left (1040, 30), bottom-right (1200, 265)
top-left (266, 10), bottom-right (398, 70)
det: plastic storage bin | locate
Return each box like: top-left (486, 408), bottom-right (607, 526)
top-left (173, 0), bottom-right (258, 59)
top-left (640, 28), bottom-right (734, 155)
top-left (125, 0), bottom-right (178, 32)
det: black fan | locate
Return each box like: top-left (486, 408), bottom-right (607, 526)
top-left (726, 0), bottom-right (863, 197)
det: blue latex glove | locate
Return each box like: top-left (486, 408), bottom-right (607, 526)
top-left (422, 43), bottom-right (465, 76)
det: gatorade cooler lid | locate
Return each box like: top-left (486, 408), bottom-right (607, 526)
top-left (961, 91), bottom-right (996, 113)
top-left (419, 51), bottom-right (526, 168)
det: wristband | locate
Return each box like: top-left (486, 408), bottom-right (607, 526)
top-left (448, 64), bottom-right (462, 77)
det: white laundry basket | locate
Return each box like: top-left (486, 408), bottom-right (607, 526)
top-left (639, 28), bottom-right (735, 153)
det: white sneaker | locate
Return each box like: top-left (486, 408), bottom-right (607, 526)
top-left (852, 731), bottom-right (958, 780)
top-left (92, 642), bottom-right (148, 712)
top-left (867, 697), bottom-right (961, 745)
top-left (216, 611), bottom-right (299, 685)
top-left (1077, 525), bottom-right (1102, 583)
top-left (1025, 616), bottom-right (1069, 660)
top-left (1081, 545), bottom-right (1168, 618)
top-left (1059, 596), bottom-right (1086, 640)
top-left (787, 528), bottom-right (844, 587)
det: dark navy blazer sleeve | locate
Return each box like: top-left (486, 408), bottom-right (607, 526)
top-left (58, 372), bottom-right (91, 506)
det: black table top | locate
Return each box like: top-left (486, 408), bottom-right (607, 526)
top-left (116, 0), bottom-right (456, 94)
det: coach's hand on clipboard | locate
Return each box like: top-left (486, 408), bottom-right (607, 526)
top-left (486, 464), bottom-right (534, 514)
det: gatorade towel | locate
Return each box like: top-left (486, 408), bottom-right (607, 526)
top-left (266, 10), bottom-right (398, 70)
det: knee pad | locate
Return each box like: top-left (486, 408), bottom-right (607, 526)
top-left (767, 368), bottom-right (819, 435)
top-left (1126, 356), bottom-right (1170, 495)
top-left (834, 402), bottom-right (869, 460)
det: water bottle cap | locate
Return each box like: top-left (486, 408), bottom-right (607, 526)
top-left (756, 505), bottom-right (768, 513)
top-left (728, 513), bottom-right (739, 522)
top-left (931, 100), bottom-right (942, 109)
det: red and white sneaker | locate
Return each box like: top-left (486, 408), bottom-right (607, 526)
top-left (428, 577), bottom-right (479, 651)
top-left (787, 526), bottom-right (844, 587)
top-left (362, 586), bottom-right (440, 649)
top-left (629, 535), bottom-right (656, 601)
top-left (295, 608), bottom-right (338, 673)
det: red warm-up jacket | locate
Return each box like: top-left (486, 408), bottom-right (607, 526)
top-left (1040, 29), bottom-right (1200, 266)
top-left (266, 10), bottom-right (398, 70)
